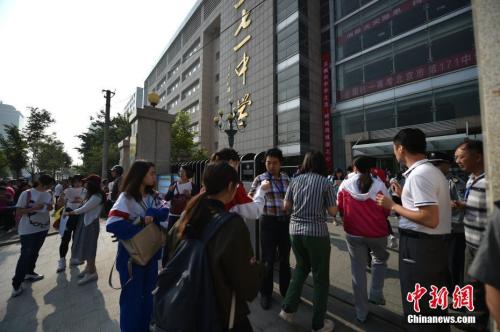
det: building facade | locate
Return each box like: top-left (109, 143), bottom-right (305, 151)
top-left (123, 87), bottom-right (144, 119)
top-left (143, 0), bottom-right (480, 170)
top-left (143, 0), bottom-right (324, 158)
top-left (0, 102), bottom-right (24, 138)
top-left (330, 0), bottom-right (480, 169)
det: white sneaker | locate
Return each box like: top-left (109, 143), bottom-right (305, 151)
top-left (278, 310), bottom-right (294, 323)
top-left (11, 286), bottom-right (23, 298)
top-left (78, 272), bottom-right (98, 285)
top-left (24, 273), bottom-right (44, 281)
top-left (313, 319), bottom-right (335, 332)
top-left (388, 235), bottom-right (398, 249)
top-left (57, 259), bottom-right (66, 273)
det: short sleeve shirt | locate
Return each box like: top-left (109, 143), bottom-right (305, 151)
top-left (468, 202), bottom-right (500, 289)
top-left (285, 173), bottom-right (336, 237)
top-left (16, 189), bottom-right (52, 235)
top-left (399, 159), bottom-right (452, 235)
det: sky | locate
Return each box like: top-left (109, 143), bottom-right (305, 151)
top-left (0, 0), bottom-right (197, 164)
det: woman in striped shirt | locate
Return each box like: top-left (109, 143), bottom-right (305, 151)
top-left (279, 151), bottom-right (337, 332)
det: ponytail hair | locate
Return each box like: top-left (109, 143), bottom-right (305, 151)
top-left (178, 161), bottom-right (239, 238)
top-left (353, 156), bottom-right (375, 194)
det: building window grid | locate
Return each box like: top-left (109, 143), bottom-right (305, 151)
top-left (183, 39), bottom-right (201, 63)
top-left (336, 13), bottom-right (475, 101)
top-left (182, 59), bottom-right (201, 81)
top-left (181, 81), bottom-right (200, 100)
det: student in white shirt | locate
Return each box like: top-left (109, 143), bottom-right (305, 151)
top-left (11, 175), bottom-right (54, 298)
top-left (64, 174), bottom-right (104, 285)
top-left (56, 174), bottom-right (86, 272)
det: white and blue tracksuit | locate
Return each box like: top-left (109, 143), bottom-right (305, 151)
top-left (107, 193), bottom-right (168, 332)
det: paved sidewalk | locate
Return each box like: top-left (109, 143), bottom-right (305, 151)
top-left (0, 220), bottom-right (413, 331)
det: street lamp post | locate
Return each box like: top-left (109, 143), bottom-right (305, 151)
top-left (213, 100), bottom-right (247, 148)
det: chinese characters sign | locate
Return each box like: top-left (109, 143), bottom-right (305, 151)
top-left (232, 0), bottom-right (253, 127)
top-left (407, 284), bottom-right (475, 313)
top-left (322, 54), bottom-right (332, 172)
top-left (338, 49), bottom-right (476, 101)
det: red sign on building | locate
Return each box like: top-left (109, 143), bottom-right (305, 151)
top-left (322, 54), bottom-right (333, 172)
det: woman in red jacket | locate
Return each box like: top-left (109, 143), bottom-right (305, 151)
top-left (337, 156), bottom-right (391, 323)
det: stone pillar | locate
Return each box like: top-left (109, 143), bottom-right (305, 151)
top-left (471, 0), bottom-right (500, 210)
top-left (118, 137), bottom-right (130, 173)
top-left (129, 106), bottom-right (175, 175)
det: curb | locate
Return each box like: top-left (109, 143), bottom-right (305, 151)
top-left (0, 230), bottom-right (59, 248)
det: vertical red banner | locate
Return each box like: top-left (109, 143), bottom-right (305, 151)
top-left (321, 53), bottom-right (333, 172)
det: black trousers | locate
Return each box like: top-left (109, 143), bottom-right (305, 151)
top-left (399, 230), bottom-right (450, 332)
top-left (447, 232), bottom-right (465, 289)
top-left (59, 210), bottom-right (80, 258)
top-left (260, 215), bottom-right (291, 297)
top-left (464, 244), bottom-right (490, 331)
top-left (12, 230), bottom-right (48, 289)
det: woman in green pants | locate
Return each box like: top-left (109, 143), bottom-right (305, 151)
top-left (279, 151), bottom-right (338, 332)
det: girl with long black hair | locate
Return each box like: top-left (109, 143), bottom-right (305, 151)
top-left (106, 161), bottom-right (168, 332)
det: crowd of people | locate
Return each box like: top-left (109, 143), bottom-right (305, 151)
top-left (4, 127), bottom-right (500, 332)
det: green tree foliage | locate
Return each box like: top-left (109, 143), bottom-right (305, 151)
top-left (22, 107), bottom-right (55, 176)
top-left (37, 136), bottom-right (72, 178)
top-left (170, 111), bottom-right (209, 162)
top-left (76, 111), bottom-right (131, 175)
top-left (0, 124), bottom-right (29, 178)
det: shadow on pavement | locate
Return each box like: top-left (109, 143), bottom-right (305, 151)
top-left (2, 287), bottom-right (39, 331)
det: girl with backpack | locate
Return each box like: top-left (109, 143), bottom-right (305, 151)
top-left (106, 161), bottom-right (168, 332)
top-left (162, 161), bottom-right (264, 332)
top-left (64, 174), bottom-right (104, 285)
top-left (336, 156), bottom-right (391, 323)
top-left (11, 174), bottom-right (54, 298)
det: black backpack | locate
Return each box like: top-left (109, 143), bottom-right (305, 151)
top-left (153, 212), bottom-right (236, 332)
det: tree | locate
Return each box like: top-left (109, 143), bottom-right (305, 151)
top-left (22, 107), bottom-right (55, 176)
top-left (171, 111), bottom-right (197, 162)
top-left (0, 124), bottom-right (29, 178)
top-left (76, 112), bottom-right (130, 175)
top-left (37, 136), bottom-right (72, 178)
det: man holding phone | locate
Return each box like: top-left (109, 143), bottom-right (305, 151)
top-left (376, 129), bottom-right (451, 331)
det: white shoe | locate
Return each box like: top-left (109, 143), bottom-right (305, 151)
top-left (388, 235), bottom-right (398, 249)
top-left (24, 273), bottom-right (44, 281)
top-left (70, 258), bottom-right (84, 266)
top-left (278, 310), bottom-right (294, 323)
top-left (11, 286), bottom-right (23, 298)
top-left (57, 259), bottom-right (66, 273)
top-left (78, 272), bottom-right (98, 285)
top-left (313, 319), bottom-right (335, 332)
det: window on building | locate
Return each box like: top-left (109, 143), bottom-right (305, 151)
top-left (277, 64), bottom-right (300, 103)
top-left (394, 31), bottom-right (429, 73)
top-left (344, 110), bottom-right (364, 134)
top-left (361, 1), bottom-right (392, 49)
top-left (430, 14), bottom-right (474, 61)
top-left (435, 82), bottom-right (479, 121)
top-left (428, 0), bottom-right (470, 21)
top-left (277, 0), bottom-right (298, 24)
top-left (365, 102), bottom-right (395, 131)
top-left (336, 15), bottom-right (362, 60)
top-left (363, 49), bottom-right (393, 82)
top-left (277, 20), bottom-right (299, 63)
top-left (392, 3), bottom-right (427, 36)
top-left (397, 93), bottom-right (433, 127)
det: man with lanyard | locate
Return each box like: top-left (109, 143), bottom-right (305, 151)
top-left (454, 140), bottom-right (489, 330)
top-left (376, 128), bottom-right (451, 332)
top-left (249, 148), bottom-right (291, 310)
top-left (427, 151), bottom-right (466, 290)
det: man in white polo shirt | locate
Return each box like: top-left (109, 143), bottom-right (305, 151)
top-left (377, 128), bottom-right (451, 332)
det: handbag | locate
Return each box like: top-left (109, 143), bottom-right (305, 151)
top-left (121, 222), bottom-right (165, 266)
top-left (170, 183), bottom-right (188, 215)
